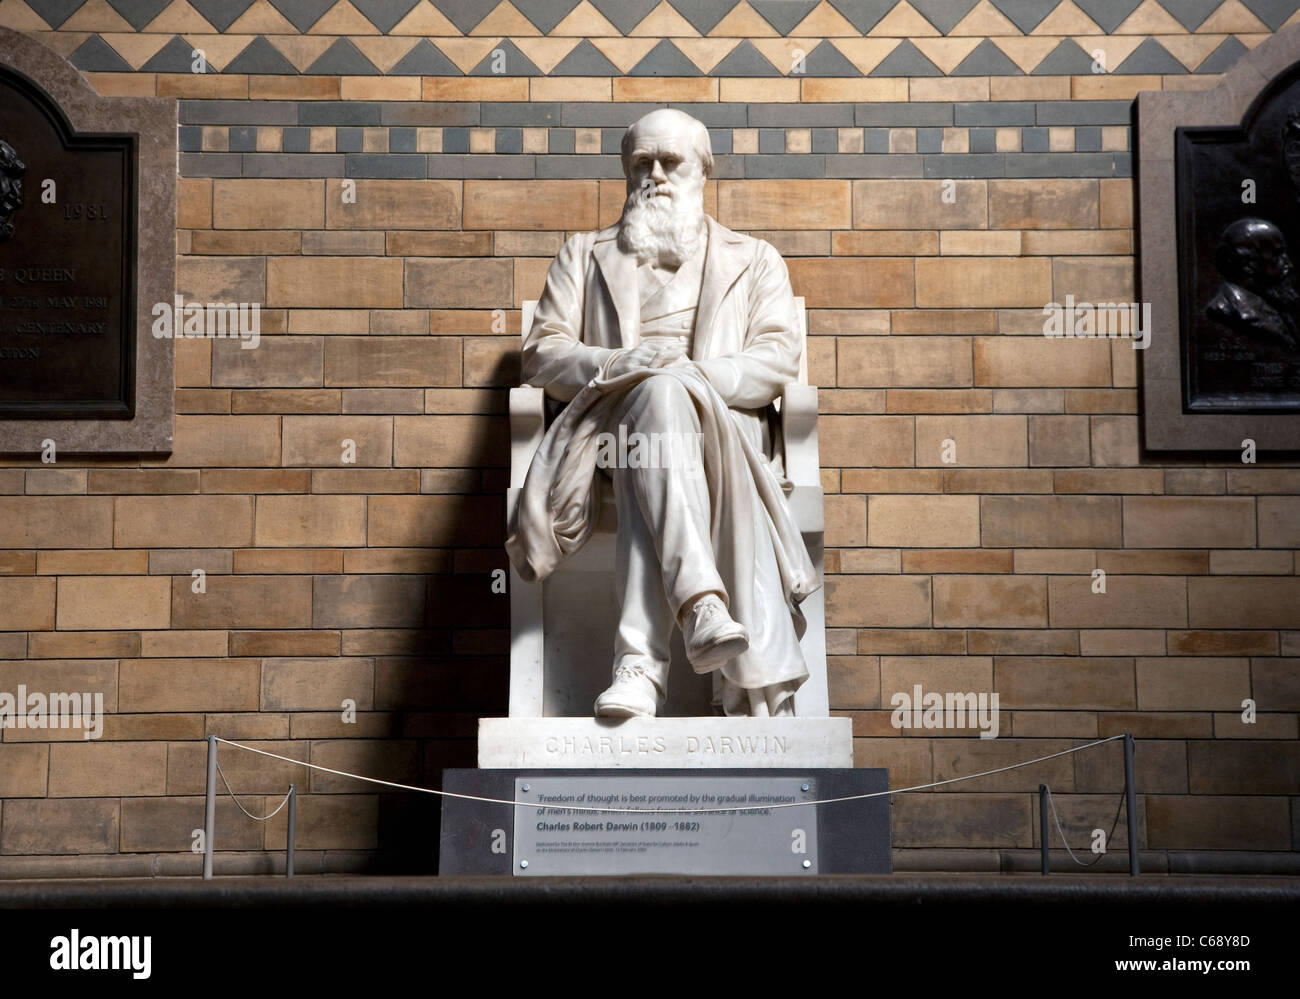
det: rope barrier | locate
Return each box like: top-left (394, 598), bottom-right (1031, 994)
top-left (215, 757), bottom-right (293, 822)
top-left (1043, 784), bottom-right (1126, 868)
top-left (212, 734), bottom-right (1129, 816)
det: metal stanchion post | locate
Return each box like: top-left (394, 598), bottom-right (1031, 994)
top-left (286, 784), bottom-right (296, 879)
top-left (1039, 784), bottom-right (1050, 875)
top-left (203, 735), bottom-right (216, 881)
top-left (1124, 734), bottom-right (1139, 876)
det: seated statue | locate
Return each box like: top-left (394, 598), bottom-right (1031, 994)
top-left (505, 109), bottom-right (819, 720)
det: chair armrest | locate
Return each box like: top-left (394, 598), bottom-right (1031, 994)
top-left (510, 385), bottom-right (546, 489)
top-left (781, 382), bottom-right (820, 489)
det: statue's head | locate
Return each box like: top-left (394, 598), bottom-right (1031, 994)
top-left (1215, 217), bottom-right (1293, 290)
top-left (0, 139), bottom-right (26, 243)
top-left (618, 109), bottom-right (712, 266)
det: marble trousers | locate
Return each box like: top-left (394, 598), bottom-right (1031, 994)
top-left (603, 374), bottom-right (803, 716)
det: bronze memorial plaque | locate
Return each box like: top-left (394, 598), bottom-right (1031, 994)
top-left (0, 67), bottom-right (136, 419)
top-left (1176, 64), bottom-right (1300, 413)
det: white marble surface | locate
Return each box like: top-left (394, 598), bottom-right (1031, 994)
top-left (478, 716), bottom-right (853, 769)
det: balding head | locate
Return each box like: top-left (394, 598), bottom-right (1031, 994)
top-left (621, 109), bottom-right (713, 185)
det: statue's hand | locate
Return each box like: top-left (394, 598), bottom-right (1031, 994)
top-left (604, 341), bottom-right (686, 378)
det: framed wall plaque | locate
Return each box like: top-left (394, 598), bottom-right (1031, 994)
top-left (0, 27), bottom-right (175, 454)
top-left (1138, 24), bottom-right (1300, 452)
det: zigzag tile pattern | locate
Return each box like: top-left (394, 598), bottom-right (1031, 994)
top-left (2, 0), bottom-right (1297, 75)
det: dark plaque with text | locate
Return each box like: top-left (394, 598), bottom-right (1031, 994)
top-left (0, 67), bottom-right (136, 419)
top-left (1176, 65), bottom-right (1300, 413)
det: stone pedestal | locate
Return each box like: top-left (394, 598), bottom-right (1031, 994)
top-left (477, 716), bottom-right (854, 769)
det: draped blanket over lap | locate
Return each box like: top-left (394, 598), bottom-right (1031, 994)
top-left (506, 362), bottom-right (820, 682)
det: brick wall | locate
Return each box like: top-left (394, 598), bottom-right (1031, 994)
top-left (0, 0), bottom-right (1297, 876)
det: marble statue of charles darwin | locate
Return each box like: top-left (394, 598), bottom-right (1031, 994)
top-left (505, 108), bottom-right (819, 719)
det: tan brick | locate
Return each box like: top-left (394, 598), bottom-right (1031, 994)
top-left (839, 337), bottom-right (971, 387)
top-left (943, 469), bottom-right (1053, 493)
top-left (262, 657), bottom-right (374, 711)
top-left (982, 496), bottom-right (1121, 548)
top-left (167, 415), bottom-right (280, 467)
top-left (939, 230), bottom-right (1020, 255)
top-left (1079, 629), bottom-right (1165, 656)
top-left (824, 494), bottom-right (866, 547)
top-left (1097, 712), bottom-right (1211, 739)
top-left (321, 337), bottom-right (462, 390)
top-left (1099, 178), bottom-right (1133, 229)
top-left (820, 416), bottom-right (914, 467)
top-left (937, 739), bottom-right (1074, 790)
top-left (200, 469), bottom-right (309, 493)
top-left (1188, 578), bottom-right (1300, 629)
top-left (1227, 469), bottom-right (1300, 494)
top-left (995, 656), bottom-right (1134, 709)
top-left (1135, 657), bottom-right (1250, 711)
top-left (404, 257), bottom-right (512, 309)
top-left (267, 258), bottom-right (402, 309)
top-left (1259, 497), bottom-right (1300, 547)
top-left (988, 179), bottom-right (1097, 229)
top-left (367, 495), bottom-right (501, 548)
top-left (841, 469), bottom-right (942, 493)
top-left (281, 416), bottom-right (393, 468)
top-left (1052, 256), bottom-right (1134, 303)
top-left (916, 415), bottom-right (1027, 467)
top-left (28, 632), bottom-right (139, 659)
top-left (234, 549), bottom-right (342, 574)
top-left (1090, 415), bottom-right (1140, 465)
top-left (229, 631), bottom-right (339, 658)
top-left (177, 177), bottom-right (211, 229)
top-left (393, 415), bottom-right (509, 469)
top-left (1048, 576), bottom-right (1188, 629)
top-left (1253, 658), bottom-right (1300, 709)
top-left (1, 799), bottom-right (118, 854)
top-left (827, 656), bottom-right (879, 709)
top-left (850, 180), bottom-right (987, 229)
top-left (56, 577), bottom-right (170, 631)
top-left (50, 742), bottom-right (167, 796)
top-left (114, 495), bottom-right (253, 548)
top-left (24, 468), bottom-right (85, 495)
top-left (1188, 740), bottom-right (1300, 795)
top-left (1168, 631), bottom-right (1277, 656)
top-left (934, 575), bottom-right (1047, 628)
top-left (211, 337), bottom-right (323, 388)
top-left (463, 181), bottom-right (598, 231)
top-left (852, 737), bottom-right (933, 789)
top-left (885, 389), bottom-right (989, 414)
top-left (716, 180), bottom-right (850, 230)
top-left (1146, 795), bottom-right (1288, 850)
top-left (974, 338), bottom-right (1111, 387)
top-left (839, 550), bottom-right (901, 572)
top-left (313, 575), bottom-right (426, 629)
top-left (141, 630), bottom-right (229, 658)
top-left (1054, 469), bottom-right (1163, 494)
top-left (312, 468), bottom-right (419, 493)
top-left (858, 629), bottom-right (965, 655)
top-left (916, 257), bottom-right (1051, 308)
top-left (0, 577), bottom-right (55, 630)
top-left (1012, 549), bottom-right (1095, 574)
top-left (825, 576), bottom-right (931, 627)
top-left (262, 793), bottom-right (378, 850)
top-left (324, 179), bottom-right (459, 230)
top-left (787, 258), bottom-right (913, 308)
top-left (120, 797), bottom-right (264, 852)
top-left (901, 549), bottom-right (1012, 573)
top-left (868, 495), bottom-right (980, 548)
top-left (232, 388), bottom-right (339, 414)
top-left (213, 179), bottom-right (322, 229)
top-left (1214, 712), bottom-right (1296, 738)
top-left (119, 658), bottom-right (259, 712)
top-left (171, 576), bottom-right (312, 629)
top-left (253, 495), bottom-right (366, 548)
top-left (1028, 415), bottom-right (1091, 466)
top-left (1009, 712), bottom-right (1098, 738)
top-left (1122, 497), bottom-right (1256, 549)
top-left (305, 739), bottom-right (422, 793)
top-left (894, 794), bottom-right (1031, 848)
top-left (0, 497), bottom-right (112, 549)
top-left (880, 655), bottom-right (994, 703)
top-left (176, 256), bottom-right (265, 302)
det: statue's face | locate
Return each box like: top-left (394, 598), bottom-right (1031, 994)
top-left (1242, 226), bottom-right (1292, 285)
top-left (624, 119), bottom-right (706, 210)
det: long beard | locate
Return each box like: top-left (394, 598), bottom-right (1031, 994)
top-left (619, 190), bottom-right (704, 268)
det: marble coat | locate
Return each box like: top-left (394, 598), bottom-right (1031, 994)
top-left (505, 215), bottom-right (820, 695)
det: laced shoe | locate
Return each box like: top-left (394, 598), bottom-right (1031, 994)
top-left (682, 594), bottom-right (748, 674)
top-left (594, 660), bottom-right (663, 717)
